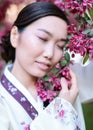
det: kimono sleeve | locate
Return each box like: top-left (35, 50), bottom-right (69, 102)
top-left (30, 97), bottom-right (81, 130)
top-left (0, 96), bottom-right (10, 130)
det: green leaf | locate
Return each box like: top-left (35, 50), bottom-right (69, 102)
top-left (89, 29), bottom-right (93, 36)
top-left (89, 8), bottom-right (93, 20)
top-left (43, 75), bottom-right (50, 81)
top-left (53, 67), bottom-right (59, 74)
top-left (87, 20), bottom-right (93, 25)
top-left (82, 29), bottom-right (91, 34)
top-left (83, 53), bottom-right (89, 64)
top-left (60, 60), bottom-right (68, 67)
top-left (82, 29), bottom-right (93, 36)
top-left (64, 52), bottom-right (70, 62)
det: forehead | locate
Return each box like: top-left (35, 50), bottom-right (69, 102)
top-left (31, 16), bottom-right (67, 27)
top-left (25, 16), bottom-right (67, 36)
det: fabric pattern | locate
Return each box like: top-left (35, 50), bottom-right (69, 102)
top-left (1, 74), bottom-right (38, 120)
top-left (30, 97), bottom-right (81, 130)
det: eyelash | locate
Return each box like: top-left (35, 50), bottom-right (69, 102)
top-left (57, 45), bottom-right (64, 50)
top-left (38, 36), bottom-right (48, 42)
top-left (37, 36), bottom-right (64, 50)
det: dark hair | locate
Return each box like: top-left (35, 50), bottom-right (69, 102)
top-left (1, 1), bottom-right (69, 63)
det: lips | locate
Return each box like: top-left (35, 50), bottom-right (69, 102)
top-left (36, 61), bottom-right (51, 70)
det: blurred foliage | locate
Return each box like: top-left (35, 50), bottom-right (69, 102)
top-left (82, 102), bottom-right (93, 130)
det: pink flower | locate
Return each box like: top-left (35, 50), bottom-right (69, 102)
top-left (24, 124), bottom-right (30, 130)
top-left (59, 110), bottom-right (65, 117)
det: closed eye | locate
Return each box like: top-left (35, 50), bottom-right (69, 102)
top-left (57, 45), bottom-right (64, 50)
top-left (38, 36), bottom-right (48, 42)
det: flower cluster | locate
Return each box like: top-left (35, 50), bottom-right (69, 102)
top-left (54, 0), bottom-right (93, 63)
top-left (36, 53), bottom-right (71, 103)
top-left (38, 0), bottom-right (93, 64)
top-left (55, 0), bottom-right (93, 14)
top-left (35, 0), bottom-right (93, 102)
top-left (67, 26), bottom-right (93, 64)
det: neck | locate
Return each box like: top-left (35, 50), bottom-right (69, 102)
top-left (11, 62), bottom-right (37, 89)
top-left (11, 64), bottom-right (38, 101)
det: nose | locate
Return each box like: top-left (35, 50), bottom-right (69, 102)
top-left (43, 43), bottom-right (54, 60)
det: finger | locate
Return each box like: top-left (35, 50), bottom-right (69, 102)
top-left (69, 69), bottom-right (79, 95)
top-left (69, 69), bottom-right (77, 89)
top-left (60, 77), bottom-right (68, 92)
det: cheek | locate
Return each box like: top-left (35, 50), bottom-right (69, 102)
top-left (53, 51), bottom-right (63, 65)
top-left (17, 36), bottom-right (41, 57)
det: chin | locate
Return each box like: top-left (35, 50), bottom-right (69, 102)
top-left (37, 71), bottom-right (48, 78)
top-left (30, 72), bottom-right (44, 78)
top-left (32, 68), bottom-right (49, 78)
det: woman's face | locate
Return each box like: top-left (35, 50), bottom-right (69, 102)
top-left (11, 16), bottom-right (67, 78)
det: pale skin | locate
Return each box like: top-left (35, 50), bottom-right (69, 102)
top-left (10, 16), bottom-right (78, 104)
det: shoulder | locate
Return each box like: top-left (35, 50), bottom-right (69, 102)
top-left (0, 94), bottom-right (10, 128)
top-left (0, 92), bottom-right (11, 117)
top-left (0, 94), bottom-right (8, 113)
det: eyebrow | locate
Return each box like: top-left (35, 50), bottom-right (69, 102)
top-left (37, 28), bottom-right (68, 42)
top-left (38, 28), bottom-right (52, 36)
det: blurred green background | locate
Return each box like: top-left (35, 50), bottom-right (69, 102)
top-left (82, 102), bottom-right (93, 130)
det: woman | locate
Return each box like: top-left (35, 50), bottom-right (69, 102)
top-left (0, 1), bottom-right (82, 130)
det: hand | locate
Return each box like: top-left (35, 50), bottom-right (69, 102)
top-left (58, 69), bottom-right (79, 104)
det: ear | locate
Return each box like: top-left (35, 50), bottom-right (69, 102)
top-left (10, 26), bottom-right (19, 48)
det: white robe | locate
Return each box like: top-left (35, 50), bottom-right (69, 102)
top-left (0, 64), bottom-right (85, 130)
